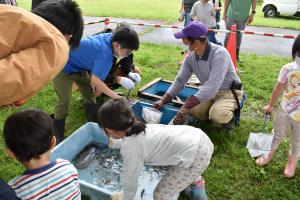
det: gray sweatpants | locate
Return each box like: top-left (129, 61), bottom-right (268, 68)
top-left (271, 107), bottom-right (300, 157)
top-left (153, 141), bottom-right (214, 200)
top-left (224, 18), bottom-right (247, 49)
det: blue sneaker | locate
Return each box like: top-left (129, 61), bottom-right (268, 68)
top-left (184, 176), bottom-right (207, 200)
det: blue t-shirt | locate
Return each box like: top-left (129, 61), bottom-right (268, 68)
top-left (63, 33), bottom-right (114, 80)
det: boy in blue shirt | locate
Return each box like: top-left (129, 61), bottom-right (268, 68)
top-left (53, 25), bottom-right (139, 143)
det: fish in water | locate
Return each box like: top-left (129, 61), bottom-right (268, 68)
top-left (74, 145), bottom-right (99, 169)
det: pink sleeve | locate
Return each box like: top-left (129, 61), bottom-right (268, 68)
top-left (277, 66), bottom-right (288, 84)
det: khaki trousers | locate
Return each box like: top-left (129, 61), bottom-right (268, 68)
top-left (190, 90), bottom-right (244, 124)
top-left (53, 71), bottom-right (95, 120)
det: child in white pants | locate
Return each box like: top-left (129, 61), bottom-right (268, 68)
top-left (97, 98), bottom-right (214, 200)
top-left (256, 34), bottom-right (300, 178)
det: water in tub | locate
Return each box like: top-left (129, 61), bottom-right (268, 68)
top-left (73, 147), bottom-right (168, 198)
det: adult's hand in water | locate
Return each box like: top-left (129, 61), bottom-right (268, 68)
top-left (153, 100), bottom-right (164, 110)
top-left (173, 107), bottom-right (189, 125)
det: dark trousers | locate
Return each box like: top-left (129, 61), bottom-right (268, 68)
top-left (31, 0), bottom-right (45, 9)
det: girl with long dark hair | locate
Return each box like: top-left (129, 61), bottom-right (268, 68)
top-left (97, 98), bottom-right (214, 200)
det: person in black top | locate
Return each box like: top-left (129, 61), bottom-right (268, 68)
top-left (31, 0), bottom-right (45, 9)
top-left (0, 179), bottom-right (20, 200)
top-left (98, 23), bottom-right (142, 90)
top-left (105, 53), bottom-right (141, 90)
top-left (180, 0), bottom-right (198, 26)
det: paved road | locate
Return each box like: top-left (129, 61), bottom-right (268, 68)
top-left (84, 16), bottom-right (299, 57)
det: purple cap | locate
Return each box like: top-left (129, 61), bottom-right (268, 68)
top-left (174, 21), bottom-right (208, 39)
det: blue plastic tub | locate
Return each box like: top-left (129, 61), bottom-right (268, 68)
top-left (138, 78), bottom-right (198, 107)
top-left (51, 123), bottom-right (111, 200)
top-left (51, 100), bottom-right (180, 200)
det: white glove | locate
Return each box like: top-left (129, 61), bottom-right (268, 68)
top-left (128, 72), bottom-right (141, 83)
top-left (118, 77), bottom-right (135, 90)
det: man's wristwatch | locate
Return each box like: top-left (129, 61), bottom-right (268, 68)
top-left (251, 10), bottom-right (256, 14)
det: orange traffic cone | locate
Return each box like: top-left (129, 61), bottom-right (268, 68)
top-left (226, 24), bottom-right (238, 72)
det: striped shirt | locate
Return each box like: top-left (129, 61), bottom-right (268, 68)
top-left (9, 159), bottom-right (81, 200)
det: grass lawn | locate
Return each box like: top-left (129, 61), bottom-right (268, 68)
top-left (17, 0), bottom-right (300, 30)
top-left (1, 42), bottom-right (299, 199)
top-left (253, 5), bottom-right (300, 30)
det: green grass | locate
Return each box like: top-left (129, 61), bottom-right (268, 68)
top-left (17, 0), bottom-right (179, 23)
top-left (1, 42), bottom-right (299, 199)
top-left (252, 5), bottom-right (300, 30)
top-left (17, 0), bottom-right (300, 30)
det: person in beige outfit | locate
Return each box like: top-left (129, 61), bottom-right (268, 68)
top-left (0, 0), bottom-right (83, 106)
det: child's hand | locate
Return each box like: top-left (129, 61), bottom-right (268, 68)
top-left (263, 104), bottom-right (273, 114)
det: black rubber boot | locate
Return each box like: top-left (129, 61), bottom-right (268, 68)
top-left (84, 103), bottom-right (102, 122)
top-left (50, 114), bottom-right (65, 144)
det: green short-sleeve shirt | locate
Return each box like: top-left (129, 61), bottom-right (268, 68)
top-left (227, 0), bottom-right (252, 21)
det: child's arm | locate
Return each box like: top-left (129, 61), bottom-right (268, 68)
top-left (121, 145), bottom-right (144, 200)
top-left (264, 82), bottom-right (285, 113)
top-left (190, 4), bottom-right (197, 21)
top-left (90, 74), bottom-right (120, 98)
